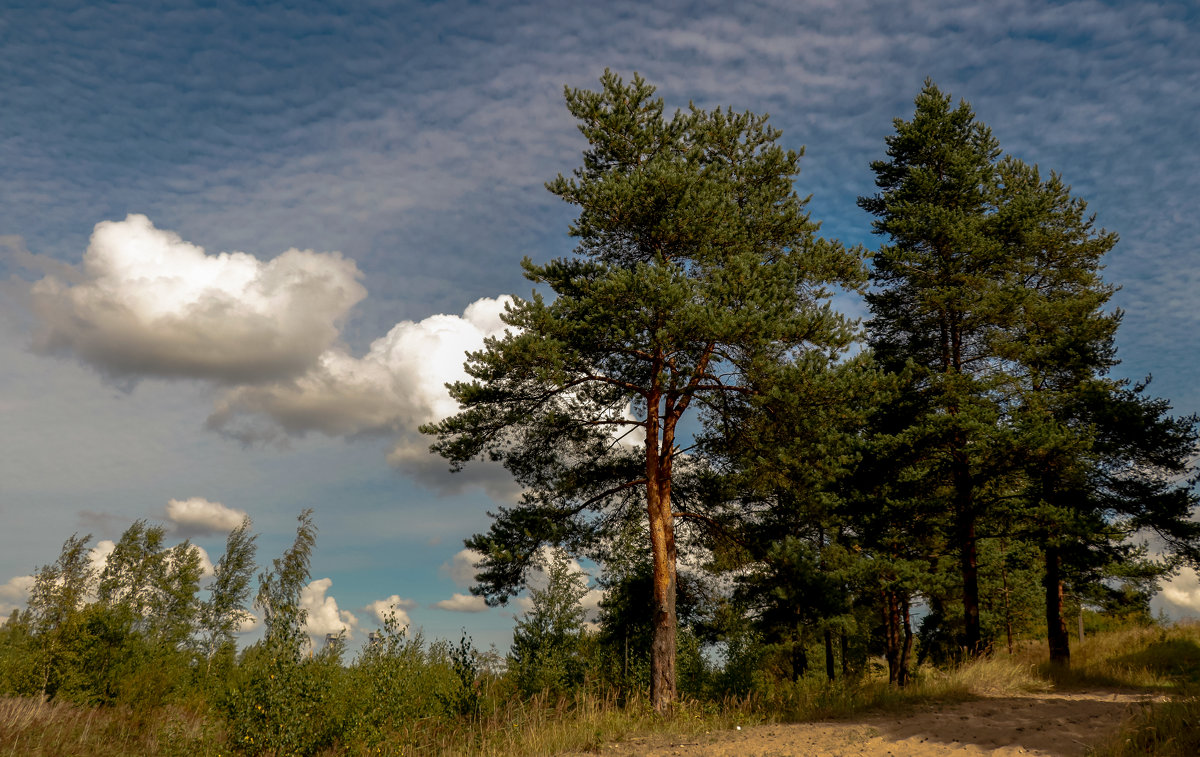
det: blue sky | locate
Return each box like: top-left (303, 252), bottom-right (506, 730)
top-left (2, 0), bottom-right (1199, 651)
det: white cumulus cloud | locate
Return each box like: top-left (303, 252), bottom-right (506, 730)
top-left (89, 539), bottom-right (116, 576)
top-left (166, 497), bottom-right (247, 536)
top-left (207, 294), bottom-right (520, 497)
top-left (441, 548), bottom-right (484, 587)
top-left (433, 592), bottom-right (489, 613)
top-left (208, 295), bottom-right (513, 440)
top-left (184, 543), bottom-right (216, 579)
top-left (0, 575), bottom-right (35, 618)
top-left (365, 594), bottom-right (416, 628)
top-left (1159, 567), bottom-right (1200, 616)
top-left (30, 214), bottom-right (365, 384)
top-left (301, 577), bottom-right (359, 642)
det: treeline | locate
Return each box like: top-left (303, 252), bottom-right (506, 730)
top-left (424, 71), bottom-right (1200, 709)
top-left (0, 512), bottom-right (500, 754)
top-left (697, 82), bottom-right (1200, 682)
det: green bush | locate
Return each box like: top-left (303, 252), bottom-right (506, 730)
top-left (221, 642), bottom-right (349, 756)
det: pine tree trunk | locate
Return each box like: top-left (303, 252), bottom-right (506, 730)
top-left (899, 595), bottom-right (914, 687)
top-left (955, 467), bottom-right (982, 657)
top-left (646, 389), bottom-right (677, 711)
top-left (791, 633), bottom-right (808, 681)
top-left (824, 629), bottom-right (835, 682)
top-left (1045, 546), bottom-right (1070, 666)
top-left (1002, 549), bottom-right (1014, 655)
top-left (883, 589), bottom-right (903, 685)
top-left (647, 490), bottom-right (677, 710)
top-left (648, 451), bottom-right (676, 710)
top-left (840, 630), bottom-right (849, 678)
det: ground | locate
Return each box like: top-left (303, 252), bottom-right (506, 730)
top-left (565, 690), bottom-right (1153, 756)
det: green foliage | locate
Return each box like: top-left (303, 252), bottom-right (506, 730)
top-left (256, 509), bottom-right (316, 660)
top-left (425, 69), bottom-right (865, 707)
top-left (27, 533), bottom-right (96, 699)
top-left (441, 632), bottom-right (483, 720)
top-left (340, 613), bottom-right (460, 748)
top-left (198, 516), bottom-right (257, 675)
top-left (221, 641), bottom-right (348, 756)
top-left (509, 550), bottom-right (589, 696)
top-left (221, 509), bottom-right (330, 754)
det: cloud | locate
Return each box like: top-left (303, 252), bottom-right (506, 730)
top-left (166, 497), bottom-right (248, 536)
top-left (441, 548), bottom-right (484, 587)
top-left (208, 294), bottom-right (522, 497)
top-left (433, 592), bottom-right (489, 613)
top-left (236, 612), bottom-right (261, 635)
top-left (301, 577), bottom-right (359, 642)
top-left (1158, 568), bottom-right (1200, 616)
top-left (208, 295), bottom-right (513, 440)
top-left (185, 543), bottom-right (216, 579)
top-left (29, 214), bottom-right (366, 384)
top-left (89, 539), bottom-right (116, 576)
top-left (365, 594), bottom-right (416, 628)
top-left (0, 575), bottom-right (35, 618)
top-left (433, 549), bottom-right (492, 613)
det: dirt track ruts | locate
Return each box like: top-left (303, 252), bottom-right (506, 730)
top-left (563, 690), bottom-right (1154, 756)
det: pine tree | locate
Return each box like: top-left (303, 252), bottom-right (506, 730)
top-left (426, 70), bottom-right (865, 708)
top-left (863, 82), bottom-right (1200, 663)
top-left (859, 80), bottom-right (1010, 655)
top-left (990, 155), bottom-right (1122, 666)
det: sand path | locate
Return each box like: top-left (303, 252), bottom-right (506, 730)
top-left (568, 691), bottom-right (1153, 756)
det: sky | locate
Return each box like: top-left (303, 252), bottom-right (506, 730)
top-left (2, 0), bottom-right (1200, 653)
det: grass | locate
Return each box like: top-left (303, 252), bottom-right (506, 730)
top-left (1088, 691), bottom-right (1200, 757)
top-left (4, 623), bottom-right (1199, 756)
top-left (432, 691), bottom-right (755, 757)
top-left (0, 697), bottom-right (218, 757)
top-left (1078, 622), bottom-right (1200, 757)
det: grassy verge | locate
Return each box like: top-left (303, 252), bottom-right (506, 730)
top-left (0, 697), bottom-right (219, 757)
top-left (1088, 691), bottom-right (1200, 757)
top-left (4, 623), bottom-right (1199, 756)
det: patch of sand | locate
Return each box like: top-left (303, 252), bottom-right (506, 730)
top-left (567, 691), bottom-right (1153, 756)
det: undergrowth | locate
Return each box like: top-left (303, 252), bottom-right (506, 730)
top-left (4, 623), bottom-right (1199, 756)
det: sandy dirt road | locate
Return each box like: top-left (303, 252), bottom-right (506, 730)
top-left (565, 690), bottom-right (1152, 756)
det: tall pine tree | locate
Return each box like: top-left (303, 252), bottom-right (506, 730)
top-left (426, 71), bottom-right (864, 708)
top-left (859, 80), bottom-right (1009, 655)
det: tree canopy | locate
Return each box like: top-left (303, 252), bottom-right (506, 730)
top-left (424, 70), bottom-right (866, 708)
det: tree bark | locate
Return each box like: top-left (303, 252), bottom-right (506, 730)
top-left (646, 386), bottom-right (678, 711)
top-left (824, 628), bottom-right (836, 682)
top-left (791, 632), bottom-right (808, 681)
top-left (899, 594), bottom-right (914, 687)
top-left (954, 457), bottom-right (982, 656)
top-left (1044, 545), bottom-right (1070, 666)
top-left (1001, 547), bottom-right (1014, 655)
top-left (883, 589), bottom-right (904, 685)
top-left (840, 630), bottom-right (849, 678)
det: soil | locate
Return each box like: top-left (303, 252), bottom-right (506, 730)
top-left (566, 690), bottom-right (1154, 756)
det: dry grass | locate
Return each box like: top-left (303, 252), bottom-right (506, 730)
top-left (5, 624), bottom-right (1198, 757)
top-left (1087, 691), bottom-right (1200, 757)
top-left (322, 690), bottom-right (757, 756)
top-left (0, 696), bottom-right (217, 757)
